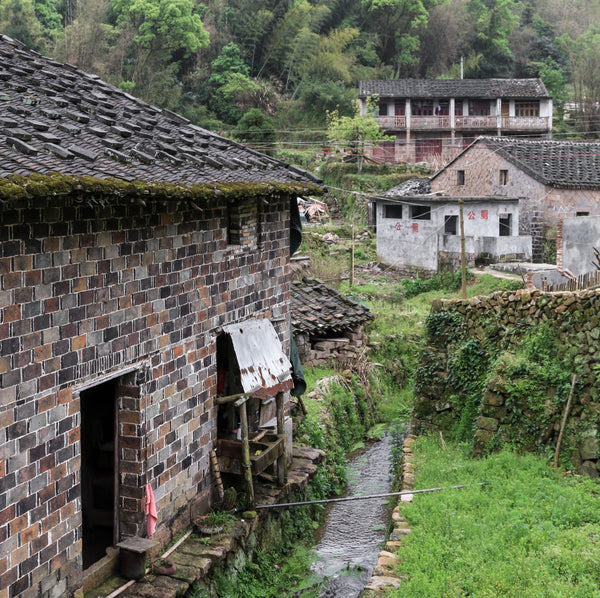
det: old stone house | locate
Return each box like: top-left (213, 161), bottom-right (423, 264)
top-left (359, 79), bottom-right (552, 164)
top-left (430, 137), bottom-right (600, 261)
top-left (291, 278), bottom-right (373, 365)
top-left (0, 35), bottom-right (322, 598)
top-left (373, 180), bottom-right (531, 271)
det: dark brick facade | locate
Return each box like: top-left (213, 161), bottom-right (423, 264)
top-left (0, 192), bottom-right (293, 598)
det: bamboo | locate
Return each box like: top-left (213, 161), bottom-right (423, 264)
top-left (239, 400), bottom-right (254, 506)
top-left (554, 373), bottom-right (577, 468)
top-left (210, 449), bottom-right (225, 502)
top-left (276, 392), bottom-right (287, 485)
top-left (254, 483), bottom-right (489, 510)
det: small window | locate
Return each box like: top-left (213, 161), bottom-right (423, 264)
top-left (499, 170), bottom-right (508, 185)
top-left (385, 205), bottom-right (403, 219)
top-left (457, 170), bottom-right (465, 186)
top-left (411, 205), bottom-right (431, 220)
top-left (469, 100), bottom-right (490, 116)
top-left (444, 215), bottom-right (458, 235)
top-left (515, 101), bottom-right (539, 117)
top-left (378, 102), bottom-right (388, 116)
top-left (499, 214), bottom-right (512, 236)
top-left (576, 211), bottom-right (589, 216)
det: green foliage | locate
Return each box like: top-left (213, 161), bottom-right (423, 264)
top-left (401, 270), bottom-right (468, 298)
top-left (447, 339), bottom-right (488, 440)
top-left (234, 109), bottom-right (275, 146)
top-left (392, 436), bottom-right (600, 598)
top-left (423, 310), bottom-right (466, 344)
top-left (213, 547), bottom-right (321, 598)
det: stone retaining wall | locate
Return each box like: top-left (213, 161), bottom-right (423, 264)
top-left (413, 288), bottom-right (600, 473)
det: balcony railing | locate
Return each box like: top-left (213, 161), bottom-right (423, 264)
top-left (374, 115), bottom-right (551, 132)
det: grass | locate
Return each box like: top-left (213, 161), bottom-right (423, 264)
top-left (392, 435), bottom-right (600, 598)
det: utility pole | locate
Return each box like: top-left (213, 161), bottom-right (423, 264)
top-left (459, 199), bottom-right (467, 300)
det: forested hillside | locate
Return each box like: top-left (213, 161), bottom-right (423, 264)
top-left (3, 0), bottom-right (600, 144)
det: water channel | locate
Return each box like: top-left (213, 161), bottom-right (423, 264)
top-left (309, 434), bottom-right (395, 597)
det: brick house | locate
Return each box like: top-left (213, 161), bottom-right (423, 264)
top-left (0, 35), bottom-right (322, 598)
top-left (429, 137), bottom-right (600, 261)
top-left (358, 79), bottom-right (552, 164)
top-left (373, 180), bottom-right (531, 270)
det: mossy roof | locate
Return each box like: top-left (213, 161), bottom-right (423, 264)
top-left (0, 35), bottom-right (322, 204)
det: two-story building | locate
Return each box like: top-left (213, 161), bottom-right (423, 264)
top-left (358, 79), bottom-right (552, 164)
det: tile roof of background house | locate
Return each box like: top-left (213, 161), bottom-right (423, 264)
top-left (291, 278), bottom-right (374, 336)
top-left (0, 35), bottom-right (321, 189)
top-left (477, 137), bottom-right (600, 189)
top-left (358, 78), bottom-right (550, 100)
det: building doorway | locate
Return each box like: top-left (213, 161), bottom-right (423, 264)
top-left (81, 380), bottom-right (118, 569)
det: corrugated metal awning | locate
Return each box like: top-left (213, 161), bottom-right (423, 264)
top-left (222, 319), bottom-right (293, 398)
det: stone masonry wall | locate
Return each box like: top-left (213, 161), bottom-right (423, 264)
top-left (430, 144), bottom-right (600, 261)
top-left (0, 192), bottom-right (292, 598)
top-left (413, 288), bottom-right (600, 471)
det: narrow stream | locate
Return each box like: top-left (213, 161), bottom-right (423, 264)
top-left (310, 434), bottom-right (395, 597)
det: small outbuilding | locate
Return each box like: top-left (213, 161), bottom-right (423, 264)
top-left (291, 278), bottom-right (374, 365)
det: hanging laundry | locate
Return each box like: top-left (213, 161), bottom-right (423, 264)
top-left (145, 483), bottom-right (157, 537)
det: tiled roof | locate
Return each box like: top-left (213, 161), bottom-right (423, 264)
top-left (479, 137), bottom-right (600, 189)
top-left (0, 35), bottom-right (321, 189)
top-left (291, 278), bottom-right (374, 336)
top-left (358, 78), bottom-right (550, 100)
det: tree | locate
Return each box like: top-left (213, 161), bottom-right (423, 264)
top-left (234, 108), bottom-right (275, 150)
top-left (109, 0), bottom-right (209, 102)
top-left (326, 96), bottom-right (391, 171)
top-left (558, 26), bottom-right (600, 135)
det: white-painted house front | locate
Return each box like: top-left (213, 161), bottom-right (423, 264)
top-left (374, 194), bottom-right (532, 271)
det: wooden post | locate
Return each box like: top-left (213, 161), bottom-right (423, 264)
top-left (276, 392), bottom-right (287, 486)
top-left (238, 398), bottom-right (254, 506)
top-left (459, 198), bottom-right (467, 300)
top-left (554, 373), bottom-right (577, 468)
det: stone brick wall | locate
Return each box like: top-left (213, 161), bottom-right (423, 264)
top-left (294, 327), bottom-right (369, 366)
top-left (430, 144), bottom-right (600, 261)
top-left (0, 192), bottom-right (292, 598)
top-left (413, 288), bottom-right (600, 472)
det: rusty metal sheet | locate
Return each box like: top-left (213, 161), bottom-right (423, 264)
top-left (222, 319), bottom-right (293, 398)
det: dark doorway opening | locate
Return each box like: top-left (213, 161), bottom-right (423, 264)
top-left (81, 380), bottom-right (117, 569)
top-left (499, 214), bottom-right (512, 236)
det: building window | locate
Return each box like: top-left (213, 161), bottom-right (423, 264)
top-left (411, 205), bottom-right (431, 220)
top-left (457, 170), bottom-right (465, 186)
top-left (378, 102), bottom-right (388, 116)
top-left (515, 101), bottom-right (540, 117)
top-left (227, 201), bottom-right (257, 247)
top-left (412, 101), bottom-right (434, 116)
top-left (576, 211), bottom-right (589, 216)
top-left (499, 214), bottom-right (512, 236)
top-left (469, 100), bottom-right (490, 116)
top-left (454, 101), bottom-right (463, 116)
top-left (445, 215), bottom-right (458, 235)
top-left (499, 170), bottom-right (508, 185)
top-left (385, 204), bottom-right (403, 219)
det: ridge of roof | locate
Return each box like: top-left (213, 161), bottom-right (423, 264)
top-left (431, 136), bottom-right (600, 190)
top-left (0, 35), bottom-right (322, 192)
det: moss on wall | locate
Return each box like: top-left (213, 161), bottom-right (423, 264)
top-left (413, 288), bottom-right (600, 474)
